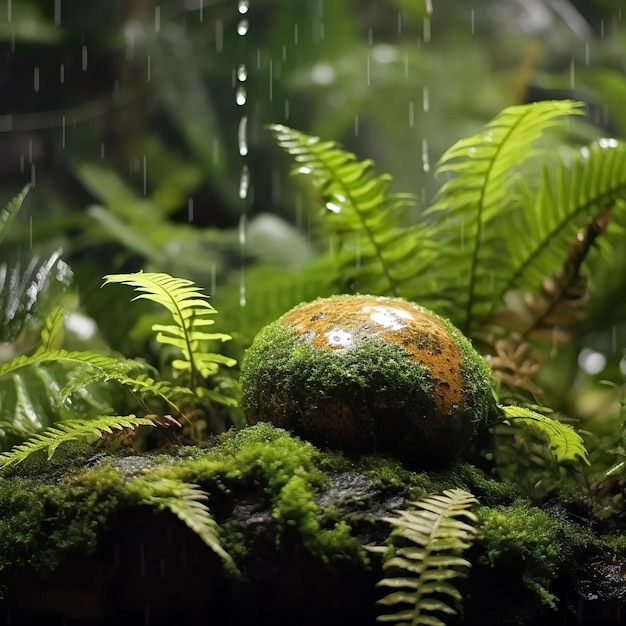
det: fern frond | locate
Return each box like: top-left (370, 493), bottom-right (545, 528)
top-left (499, 139), bottom-right (626, 301)
top-left (39, 305), bottom-right (65, 351)
top-left (129, 478), bottom-right (235, 568)
top-left (500, 405), bottom-right (589, 465)
top-left (0, 348), bottom-right (144, 382)
top-left (426, 100), bottom-right (583, 332)
top-left (0, 185), bottom-right (29, 245)
top-left (0, 415), bottom-right (155, 467)
top-left (376, 488), bottom-right (478, 626)
top-left (269, 124), bottom-right (429, 298)
top-left (102, 272), bottom-right (236, 387)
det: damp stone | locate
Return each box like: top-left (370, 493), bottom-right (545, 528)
top-left (240, 295), bottom-right (497, 469)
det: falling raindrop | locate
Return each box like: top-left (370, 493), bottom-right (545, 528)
top-left (237, 64), bottom-right (247, 81)
top-left (237, 19), bottom-right (249, 36)
top-left (239, 165), bottom-right (249, 199)
top-left (59, 63), bottom-right (64, 84)
top-left (82, 45), bottom-right (88, 71)
top-left (422, 86), bottom-right (429, 112)
top-left (238, 0), bottom-right (249, 14)
top-left (188, 198), bottom-right (194, 222)
top-left (236, 85), bottom-right (247, 105)
top-left (421, 138), bottom-right (430, 172)
top-left (238, 116), bottom-right (248, 156)
top-left (154, 6), bottom-right (160, 32)
top-left (33, 67), bottom-right (39, 92)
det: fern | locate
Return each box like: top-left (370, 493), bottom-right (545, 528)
top-left (0, 415), bottom-right (156, 467)
top-left (0, 185), bottom-right (29, 245)
top-left (500, 405), bottom-right (589, 465)
top-left (129, 477), bottom-right (235, 569)
top-left (424, 100), bottom-right (584, 332)
top-left (103, 272), bottom-right (236, 389)
top-left (501, 140), bottom-right (626, 299)
top-left (375, 488), bottom-right (478, 626)
top-left (269, 124), bottom-right (429, 298)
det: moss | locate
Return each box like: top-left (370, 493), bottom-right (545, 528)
top-left (0, 462), bottom-right (125, 596)
top-left (476, 499), bottom-right (563, 608)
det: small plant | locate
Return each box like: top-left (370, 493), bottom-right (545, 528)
top-left (371, 488), bottom-right (479, 626)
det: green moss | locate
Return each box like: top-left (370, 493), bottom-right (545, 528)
top-left (476, 499), bottom-right (562, 608)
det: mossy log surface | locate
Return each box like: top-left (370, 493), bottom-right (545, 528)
top-left (0, 423), bottom-right (624, 626)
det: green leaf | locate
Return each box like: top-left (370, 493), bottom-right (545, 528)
top-left (129, 478), bottom-right (235, 570)
top-left (500, 405), bottom-right (589, 465)
top-left (376, 488), bottom-right (478, 626)
top-left (102, 272), bottom-right (236, 391)
top-left (0, 415), bottom-right (155, 467)
top-left (269, 124), bottom-right (430, 299)
top-left (0, 185), bottom-right (29, 246)
top-left (425, 100), bottom-right (584, 332)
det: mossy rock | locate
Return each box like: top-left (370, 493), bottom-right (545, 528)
top-left (240, 295), bottom-right (497, 468)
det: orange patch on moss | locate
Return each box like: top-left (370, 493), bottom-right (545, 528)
top-left (282, 296), bottom-right (463, 416)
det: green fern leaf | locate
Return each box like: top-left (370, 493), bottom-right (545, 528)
top-left (0, 185), bottom-right (29, 245)
top-left (499, 138), bottom-right (626, 298)
top-left (425, 100), bottom-right (584, 332)
top-left (0, 415), bottom-right (155, 467)
top-left (102, 272), bottom-right (236, 387)
top-left (129, 478), bottom-right (235, 568)
top-left (269, 124), bottom-right (428, 298)
top-left (39, 305), bottom-right (65, 351)
top-left (500, 405), bottom-right (589, 465)
top-left (376, 488), bottom-right (478, 626)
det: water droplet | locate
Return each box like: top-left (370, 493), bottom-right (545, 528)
top-left (237, 19), bottom-right (249, 36)
top-left (82, 46), bottom-right (88, 71)
top-left (424, 0), bottom-right (433, 15)
top-left (236, 85), bottom-right (247, 105)
top-left (423, 17), bottom-right (431, 42)
top-left (154, 6), bottom-right (160, 32)
top-left (238, 0), bottom-right (249, 14)
top-left (238, 116), bottom-right (248, 156)
top-left (237, 63), bottom-right (247, 81)
top-left (33, 67), bottom-right (39, 92)
top-left (239, 165), bottom-right (250, 199)
top-left (422, 86), bottom-right (429, 112)
top-left (421, 138), bottom-right (430, 172)
top-left (188, 198), bottom-right (194, 222)
top-left (59, 63), bottom-right (64, 84)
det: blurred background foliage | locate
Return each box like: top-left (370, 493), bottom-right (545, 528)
top-left (1, 0), bottom-right (626, 489)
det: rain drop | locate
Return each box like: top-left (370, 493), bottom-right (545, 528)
top-left (237, 64), bottom-right (248, 81)
top-left (236, 85), bottom-right (247, 105)
top-left (239, 165), bottom-right (250, 199)
top-left (238, 0), bottom-right (249, 14)
top-left (59, 63), bottom-right (64, 84)
top-left (154, 6), bottom-right (160, 32)
top-left (237, 19), bottom-right (249, 36)
top-left (421, 138), bottom-right (430, 172)
top-left (82, 46), bottom-right (88, 71)
top-left (238, 116), bottom-right (248, 156)
top-left (188, 198), bottom-right (194, 222)
top-left (423, 86), bottom-right (429, 112)
top-left (33, 67), bottom-right (39, 92)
